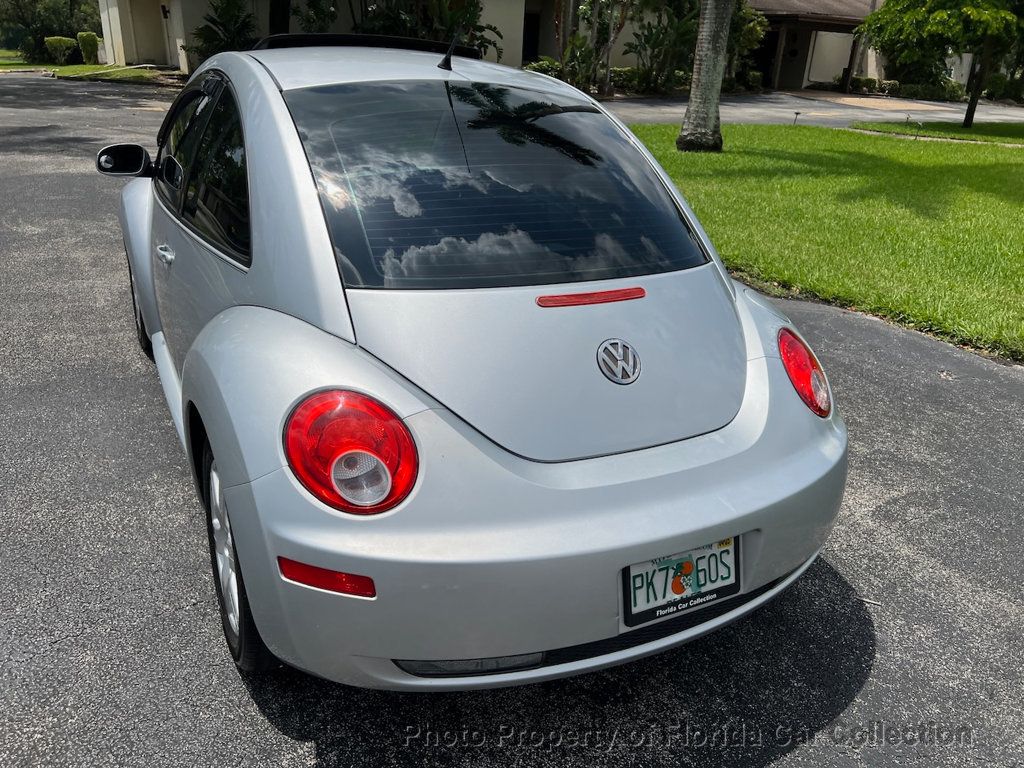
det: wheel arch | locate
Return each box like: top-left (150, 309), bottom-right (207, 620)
top-left (185, 400), bottom-right (209, 493)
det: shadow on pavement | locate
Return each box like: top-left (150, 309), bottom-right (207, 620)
top-left (0, 74), bottom-right (174, 111)
top-left (244, 557), bottom-right (874, 767)
top-left (0, 124), bottom-right (108, 155)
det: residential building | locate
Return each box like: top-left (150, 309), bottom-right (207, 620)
top-left (98, 0), bottom-right (575, 74)
top-left (95, 0), bottom-right (967, 89)
top-left (747, 0), bottom-right (882, 89)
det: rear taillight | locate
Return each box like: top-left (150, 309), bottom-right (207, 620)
top-left (778, 328), bottom-right (831, 418)
top-left (284, 390), bottom-right (418, 514)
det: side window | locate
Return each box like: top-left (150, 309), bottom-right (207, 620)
top-left (155, 85), bottom-right (216, 208)
top-left (181, 89), bottom-right (251, 265)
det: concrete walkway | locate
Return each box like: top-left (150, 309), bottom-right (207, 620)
top-left (608, 89), bottom-right (1024, 127)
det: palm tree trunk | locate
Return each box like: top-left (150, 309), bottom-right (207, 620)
top-left (676, 0), bottom-right (734, 152)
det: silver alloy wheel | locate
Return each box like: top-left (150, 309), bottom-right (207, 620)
top-left (209, 462), bottom-right (240, 636)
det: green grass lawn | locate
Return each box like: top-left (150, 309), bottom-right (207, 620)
top-left (633, 124), bottom-right (1024, 360)
top-left (0, 49), bottom-right (162, 81)
top-left (851, 120), bottom-right (1024, 145)
top-left (53, 64), bottom-right (163, 82)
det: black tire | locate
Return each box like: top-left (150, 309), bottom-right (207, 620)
top-left (126, 255), bottom-right (154, 362)
top-left (201, 441), bottom-right (277, 673)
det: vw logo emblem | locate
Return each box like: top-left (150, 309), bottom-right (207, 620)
top-left (597, 339), bottom-right (641, 385)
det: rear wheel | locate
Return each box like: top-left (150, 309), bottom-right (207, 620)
top-left (202, 442), bottom-right (276, 673)
top-left (126, 255), bottom-right (153, 361)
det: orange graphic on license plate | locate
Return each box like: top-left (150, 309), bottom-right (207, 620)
top-left (670, 560), bottom-right (694, 595)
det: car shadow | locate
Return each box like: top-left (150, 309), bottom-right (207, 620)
top-left (243, 557), bottom-right (874, 767)
top-left (0, 74), bottom-right (174, 111)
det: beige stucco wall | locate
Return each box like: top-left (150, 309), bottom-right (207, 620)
top-left (97, 0), bottom-right (124, 64)
top-left (165, 0), bottom-right (189, 70)
top-left (607, 18), bottom-right (638, 68)
top-left (127, 0), bottom-right (167, 63)
top-left (947, 53), bottom-right (973, 85)
top-left (806, 31), bottom-right (852, 84)
top-left (480, 0), bottom-right (525, 67)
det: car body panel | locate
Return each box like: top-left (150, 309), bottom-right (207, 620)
top-left (132, 52), bottom-right (356, 376)
top-left (337, 554), bottom-right (820, 690)
top-left (151, 195), bottom-right (253, 372)
top-left (248, 46), bottom-right (575, 93)
top-left (119, 177), bottom-right (160, 335)
top-left (347, 265), bottom-right (748, 461)
top-left (151, 331), bottom-right (185, 445)
top-left (223, 324), bottom-right (846, 688)
top-left (181, 306), bottom-right (434, 490)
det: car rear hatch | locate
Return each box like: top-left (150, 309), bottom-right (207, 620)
top-left (346, 268), bottom-right (745, 461)
top-left (284, 78), bottom-right (747, 461)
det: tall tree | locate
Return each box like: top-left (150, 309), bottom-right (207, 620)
top-left (676, 0), bottom-right (734, 151)
top-left (860, 0), bottom-right (1021, 128)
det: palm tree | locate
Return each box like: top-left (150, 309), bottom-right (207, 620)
top-left (449, 83), bottom-right (603, 167)
top-left (677, 0), bottom-right (735, 152)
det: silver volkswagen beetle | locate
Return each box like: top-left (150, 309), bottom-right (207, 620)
top-left (97, 35), bottom-right (847, 690)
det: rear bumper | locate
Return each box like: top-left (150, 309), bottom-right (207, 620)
top-left (224, 355), bottom-right (848, 690)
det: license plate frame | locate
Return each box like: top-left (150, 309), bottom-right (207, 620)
top-left (622, 536), bottom-right (742, 628)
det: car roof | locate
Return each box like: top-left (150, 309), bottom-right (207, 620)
top-left (245, 46), bottom-right (583, 98)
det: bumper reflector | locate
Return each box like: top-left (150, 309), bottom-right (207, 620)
top-left (395, 653), bottom-right (545, 677)
top-left (277, 556), bottom-right (376, 598)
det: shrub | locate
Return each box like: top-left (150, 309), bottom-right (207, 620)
top-left (559, 32), bottom-right (596, 90)
top-left (745, 70), bottom-right (763, 91)
top-left (354, 0), bottom-right (502, 61)
top-left (624, 5), bottom-right (697, 94)
top-left (3, 25), bottom-right (27, 49)
top-left (721, 75), bottom-right (741, 93)
top-left (850, 76), bottom-right (878, 92)
top-left (77, 31), bottom-right (98, 64)
top-left (879, 79), bottom-right (900, 96)
top-left (523, 56), bottom-right (561, 78)
top-left (984, 72), bottom-right (1023, 103)
top-left (44, 35), bottom-right (77, 64)
top-left (899, 79), bottom-right (966, 102)
top-left (291, 0), bottom-right (337, 33)
top-left (183, 0), bottom-right (257, 61)
top-left (608, 66), bottom-right (638, 92)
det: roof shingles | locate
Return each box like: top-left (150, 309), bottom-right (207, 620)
top-left (748, 0), bottom-right (874, 22)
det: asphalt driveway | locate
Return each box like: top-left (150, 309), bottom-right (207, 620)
top-left (1, 75), bottom-right (1022, 767)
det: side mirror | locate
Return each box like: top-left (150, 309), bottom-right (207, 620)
top-left (159, 154), bottom-right (184, 189)
top-left (96, 144), bottom-right (153, 177)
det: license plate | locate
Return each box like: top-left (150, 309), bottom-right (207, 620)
top-left (622, 537), bottom-right (742, 627)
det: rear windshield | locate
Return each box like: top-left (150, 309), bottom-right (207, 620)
top-left (285, 80), bottom-right (708, 289)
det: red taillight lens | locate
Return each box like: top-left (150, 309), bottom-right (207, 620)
top-left (284, 390), bottom-right (418, 514)
top-left (278, 557), bottom-right (376, 598)
top-left (778, 328), bottom-right (831, 418)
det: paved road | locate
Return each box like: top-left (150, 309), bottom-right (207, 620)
top-left (1, 75), bottom-right (1022, 767)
